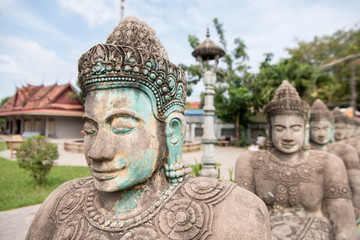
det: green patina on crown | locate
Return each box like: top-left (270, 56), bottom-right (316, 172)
top-left (78, 16), bottom-right (186, 121)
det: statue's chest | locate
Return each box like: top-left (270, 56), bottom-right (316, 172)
top-left (51, 177), bottom-right (235, 240)
top-left (251, 152), bottom-right (324, 208)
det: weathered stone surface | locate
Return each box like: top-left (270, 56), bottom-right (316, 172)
top-left (26, 16), bottom-right (271, 239)
top-left (235, 81), bottom-right (357, 239)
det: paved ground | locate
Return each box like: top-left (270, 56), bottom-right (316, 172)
top-left (0, 139), bottom-right (248, 239)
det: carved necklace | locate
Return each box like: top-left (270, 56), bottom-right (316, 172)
top-left (269, 151), bottom-right (309, 168)
top-left (84, 182), bottom-right (182, 232)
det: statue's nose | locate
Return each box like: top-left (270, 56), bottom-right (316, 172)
top-left (87, 129), bottom-right (115, 161)
top-left (282, 130), bottom-right (293, 141)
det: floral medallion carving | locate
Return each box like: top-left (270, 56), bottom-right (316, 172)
top-left (157, 198), bottom-right (207, 239)
top-left (120, 225), bottom-right (158, 240)
top-left (250, 150), bottom-right (328, 208)
top-left (52, 179), bottom-right (91, 224)
top-left (53, 215), bottom-right (87, 240)
top-left (181, 177), bottom-right (235, 204)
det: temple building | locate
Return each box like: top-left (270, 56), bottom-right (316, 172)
top-left (0, 83), bottom-right (84, 138)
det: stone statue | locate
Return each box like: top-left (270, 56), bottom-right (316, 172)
top-left (309, 99), bottom-right (360, 219)
top-left (235, 80), bottom-right (357, 239)
top-left (26, 16), bottom-right (271, 239)
top-left (333, 108), bottom-right (360, 161)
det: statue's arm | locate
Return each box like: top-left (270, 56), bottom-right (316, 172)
top-left (213, 185), bottom-right (272, 240)
top-left (25, 181), bottom-right (70, 240)
top-left (324, 154), bottom-right (357, 240)
top-left (234, 151), bottom-right (255, 193)
top-left (348, 169), bottom-right (360, 212)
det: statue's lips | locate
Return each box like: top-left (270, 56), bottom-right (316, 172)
top-left (281, 143), bottom-right (296, 149)
top-left (91, 168), bottom-right (120, 180)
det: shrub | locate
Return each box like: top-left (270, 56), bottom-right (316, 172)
top-left (16, 135), bottom-right (59, 184)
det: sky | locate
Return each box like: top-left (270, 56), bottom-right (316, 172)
top-left (0, 0), bottom-right (359, 101)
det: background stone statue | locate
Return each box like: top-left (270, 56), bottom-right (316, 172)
top-left (310, 99), bottom-right (360, 221)
top-left (235, 80), bottom-right (357, 239)
top-left (26, 16), bottom-right (271, 240)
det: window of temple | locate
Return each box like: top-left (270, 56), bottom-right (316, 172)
top-left (35, 119), bottom-right (42, 132)
top-left (221, 128), bottom-right (236, 137)
top-left (195, 127), bottom-right (203, 137)
top-left (24, 119), bottom-right (31, 132)
top-left (48, 118), bottom-right (55, 137)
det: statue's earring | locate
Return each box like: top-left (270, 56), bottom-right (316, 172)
top-left (303, 113), bottom-right (311, 150)
top-left (165, 114), bottom-right (192, 183)
top-left (265, 123), bottom-right (274, 150)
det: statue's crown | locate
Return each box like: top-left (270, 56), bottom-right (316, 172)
top-left (310, 99), bottom-right (331, 121)
top-left (78, 16), bottom-right (186, 121)
top-left (332, 107), bottom-right (349, 124)
top-left (264, 80), bottom-right (309, 120)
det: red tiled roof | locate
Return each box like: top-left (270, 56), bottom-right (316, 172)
top-left (188, 101), bottom-right (201, 110)
top-left (0, 83), bottom-right (84, 116)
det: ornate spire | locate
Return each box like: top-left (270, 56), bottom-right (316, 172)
top-left (264, 80), bottom-right (310, 120)
top-left (78, 16), bottom-right (186, 121)
top-left (106, 16), bottom-right (168, 60)
top-left (310, 99), bottom-right (331, 121)
top-left (192, 27), bottom-right (225, 61)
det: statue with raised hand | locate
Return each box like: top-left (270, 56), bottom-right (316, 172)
top-left (26, 16), bottom-right (271, 240)
top-left (235, 80), bottom-right (357, 239)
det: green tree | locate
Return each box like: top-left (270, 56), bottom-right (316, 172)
top-left (0, 96), bottom-right (10, 106)
top-left (286, 26), bottom-right (360, 108)
top-left (17, 135), bottom-right (59, 185)
top-left (249, 54), bottom-right (335, 110)
top-left (0, 96), bottom-right (10, 132)
top-left (181, 18), bottom-right (252, 143)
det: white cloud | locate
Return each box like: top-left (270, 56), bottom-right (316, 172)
top-left (0, 36), bottom-right (76, 92)
top-left (0, 0), bottom-right (16, 11)
top-left (58, 0), bottom-right (119, 27)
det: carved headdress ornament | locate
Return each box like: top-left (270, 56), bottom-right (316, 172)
top-left (78, 16), bottom-right (186, 121)
top-left (310, 99), bottom-right (331, 121)
top-left (264, 80), bottom-right (310, 120)
top-left (333, 107), bottom-right (349, 124)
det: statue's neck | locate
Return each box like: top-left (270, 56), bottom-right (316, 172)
top-left (271, 148), bottom-right (304, 164)
top-left (96, 169), bottom-right (169, 218)
top-left (310, 141), bottom-right (328, 151)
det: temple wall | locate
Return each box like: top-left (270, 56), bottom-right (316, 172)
top-left (53, 116), bottom-right (83, 138)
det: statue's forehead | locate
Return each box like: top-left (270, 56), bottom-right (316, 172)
top-left (85, 88), bottom-right (154, 122)
top-left (271, 114), bottom-right (304, 125)
top-left (311, 119), bottom-right (330, 126)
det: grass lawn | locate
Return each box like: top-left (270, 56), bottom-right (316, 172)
top-left (0, 141), bottom-right (7, 151)
top-left (0, 157), bottom-right (91, 211)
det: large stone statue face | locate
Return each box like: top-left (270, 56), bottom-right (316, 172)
top-left (310, 119), bottom-right (331, 145)
top-left (271, 114), bottom-right (305, 153)
top-left (334, 122), bottom-right (347, 141)
top-left (83, 88), bottom-right (162, 192)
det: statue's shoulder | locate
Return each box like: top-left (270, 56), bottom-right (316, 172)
top-left (307, 149), bottom-right (329, 169)
top-left (25, 177), bottom-right (93, 240)
top-left (173, 177), bottom-right (271, 239)
top-left (48, 177), bottom-right (93, 203)
top-left (329, 142), bottom-right (360, 169)
top-left (236, 149), bottom-right (269, 169)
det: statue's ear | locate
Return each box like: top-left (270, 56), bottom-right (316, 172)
top-left (165, 112), bottom-right (186, 166)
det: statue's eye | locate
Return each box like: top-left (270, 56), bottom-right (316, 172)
top-left (109, 115), bottom-right (138, 135)
top-left (85, 129), bottom-right (97, 135)
top-left (291, 126), bottom-right (301, 132)
top-left (274, 126), bottom-right (285, 132)
top-left (84, 122), bottom-right (97, 136)
top-left (111, 125), bottom-right (134, 135)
